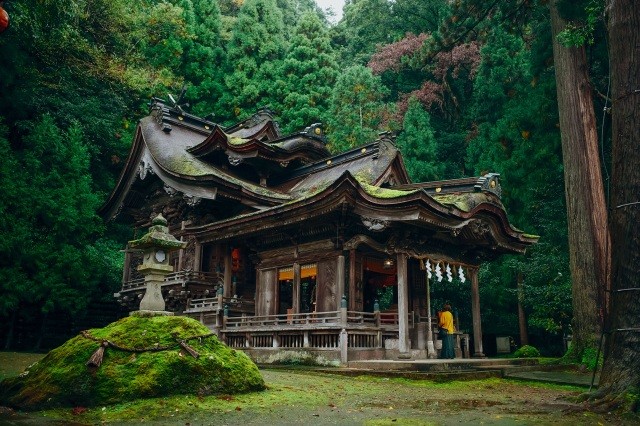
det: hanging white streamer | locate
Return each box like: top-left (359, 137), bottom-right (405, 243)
top-left (458, 266), bottom-right (466, 283)
top-left (426, 259), bottom-right (432, 279)
top-left (446, 263), bottom-right (453, 282)
top-left (435, 263), bottom-right (443, 282)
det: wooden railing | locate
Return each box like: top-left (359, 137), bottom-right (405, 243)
top-left (185, 296), bottom-right (255, 314)
top-left (225, 310), bottom-right (341, 328)
top-left (120, 270), bottom-right (223, 292)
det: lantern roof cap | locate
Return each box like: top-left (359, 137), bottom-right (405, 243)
top-left (128, 214), bottom-right (186, 251)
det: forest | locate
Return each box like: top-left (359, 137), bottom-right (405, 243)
top-left (0, 0), bottom-right (638, 403)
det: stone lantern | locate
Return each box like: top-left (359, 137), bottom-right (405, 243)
top-left (128, 214), bottom-right (187, 314)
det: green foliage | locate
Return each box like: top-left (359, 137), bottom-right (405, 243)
top-left (562, 338), bottom-right (600, 371)
top-left (466, 14), bottom-right (572, 342)
top-left (396, 97), bottom-right (443, 182)
top-left (180, 0), bottom-right (228, 117)
top-left (579, 346), bottom-right (601, 371)
top-left (0, 117), bottom-right (107, 318)
top-left (0, 316), bottom-right (265, 409)
top-left (327, 65), bottom-right (391, 152)
top-left (277, 11), bottom-right (339, 134)
top-left (556, 0), bottom-right (604, 46)
top-left (223, 0), bottom-right (287, 120)
top-left (333, 0), bottom-right (396, 65)
top-left (513, 345), bottom-right (541, 358)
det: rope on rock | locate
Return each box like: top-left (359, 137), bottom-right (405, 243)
top-left (81, 330), bottom-right (215, 368)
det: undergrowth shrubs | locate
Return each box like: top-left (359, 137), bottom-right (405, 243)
top-left (513, 345), bottom-right (541, 358)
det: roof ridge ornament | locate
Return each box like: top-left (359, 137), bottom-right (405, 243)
top-left (474, 173), bottom-right (502, 198)
top-left (300, 123), bottom-right (327, 143)
top-left (168, 84), bottom-right (190, 115)
top-left (245, 106), bottom-right (277, 128)
top-left (377, 131), bottom-right (397, 143)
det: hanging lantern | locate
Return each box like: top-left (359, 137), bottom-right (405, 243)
top-left (0, 5), bottom-right (8, 34)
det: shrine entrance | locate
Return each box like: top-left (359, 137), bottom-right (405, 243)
top-left (277, 263), bottom-right (317, 315)
top-left (362, 256), bottom-right (397, 313)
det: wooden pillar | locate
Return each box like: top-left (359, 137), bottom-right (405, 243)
top-left (121, 247), bottom-right (132, 285)
top-left (223, 245), bottom-right (232, 298)
top-left (348, 249), bottom-right (356, 311)
top-left (255, 269), bottom-right (263, 315)
top-left (425, 274), bottom-right (436, 358)
top-left (177, 221), bottom-right (185, 271)
top-left (470, 267), bottom-right (485, 357)
top-left (292, 262), bottom-right (301, 313)
top-left (193, 242), bottom-right (202, 272)
top-left (257, 268), bottom-right (277, 316)
top-left (336, 255), bottom-right (346, 304)
top-left (397, 252), bottom-right (410, 354)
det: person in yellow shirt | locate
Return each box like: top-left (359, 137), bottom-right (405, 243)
top-left (438, 304), bottom-right (455, 359)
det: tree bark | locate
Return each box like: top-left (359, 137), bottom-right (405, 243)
top-left (517, 272), bottom-right (529, 347)
top-left (599, 0), bottom-right (640, 399)
top-left (549, 0), bottom-right (610, 360)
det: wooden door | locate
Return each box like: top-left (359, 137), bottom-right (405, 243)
top-left (316, 258), bottom-right (337, 312)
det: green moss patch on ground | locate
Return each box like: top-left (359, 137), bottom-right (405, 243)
top-left (0, 316), bottom-right (265, 410)
top-left (1, 360), bottom-right (638, 425)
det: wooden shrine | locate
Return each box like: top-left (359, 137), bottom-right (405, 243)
top-left (100, 98), bottom-right (538, 364)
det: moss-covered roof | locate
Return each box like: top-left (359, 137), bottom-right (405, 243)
top-left (432, 192), bottom-right (503, 213)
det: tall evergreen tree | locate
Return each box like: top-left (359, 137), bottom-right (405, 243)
top-left (222, 0), bottom-right (287, 120)
top-left (0, 116), bottom-right (114, 348)
top-left (327, 65), bottom-right (390, 152)
top-left (332, 0), bottom-right (395, 66)
top-left (396, 97), bottom-right (442, 182)
top-left (180, 0), bottom-right (228, 118)
top-left (550, 0), bottom-right (609, 361)
top-left (277, 11), bottom-right (339, 134)
top-left (599, 0), bottom-right (640, 406)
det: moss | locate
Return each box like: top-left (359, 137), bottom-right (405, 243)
top-left (228, 136), bottom-right (249, 146)
top-left (164, 155), bottom-right (207, 177)
top-left (0, 316), bottom-right (265, 410)
top-left (522, 233), bottom-right (541, 239)
top-left (432, 193), bottom-right (477, 212)
top-left (359, 181), bottom-right (417, 199)
top-left (163, 155), bottom-right (290, 201)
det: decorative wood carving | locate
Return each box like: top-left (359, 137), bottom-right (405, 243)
top-left (316, 258), bottom-right (337, 312)
top-left (138, 159), bottom-right (154, 180)
top-left (228, 156), bottom-right (243, 166)
top-left (343, 235), bottom-right (387, 252)
top-left (468, 219), bottom-right (492, 239)
top-left (163, 184), bottom-right (178, 197)
top-left (361, 216), bottom-right (388, 232)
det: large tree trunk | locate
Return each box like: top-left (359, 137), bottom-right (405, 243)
top-left (599, 0), bottom-right (640, 400)
top-left (549, 0), bottom-right (610, 360)
top-left (517, 272), bottom-right (529, 346)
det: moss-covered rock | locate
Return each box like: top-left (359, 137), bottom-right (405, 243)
top-left (0, 315), bottom-right (265, 410)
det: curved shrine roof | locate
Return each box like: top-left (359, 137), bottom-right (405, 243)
top-left (99, 99), bottom-right (538, 257)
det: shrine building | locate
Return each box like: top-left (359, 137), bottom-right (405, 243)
top-left (100, 98), bottom-right (538, 364)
